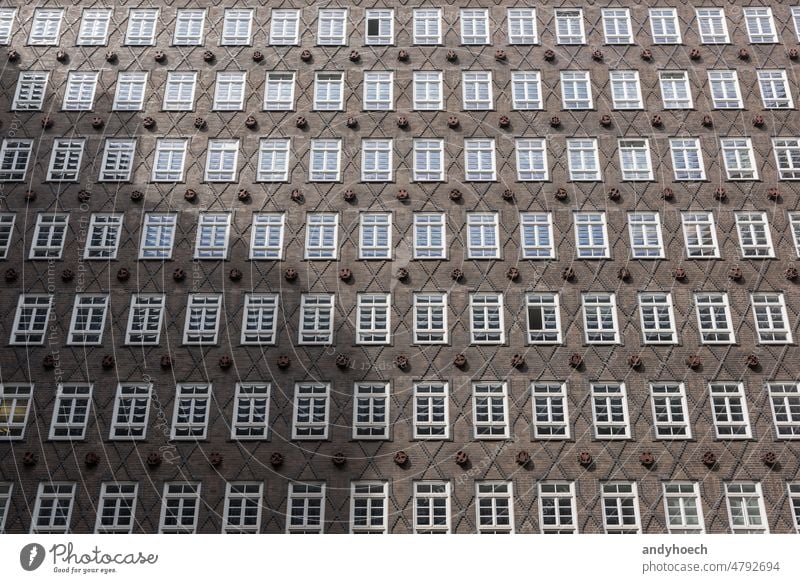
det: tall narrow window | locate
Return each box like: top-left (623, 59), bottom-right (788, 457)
top-left (791, 484), bottom-right (800, 532)
top-left (525, 293), bottom-right (562, 344)
top-left (602, 9), bottom-right (633, 44)
top-left (173, 9), bottom-right (206, 46)
top-left (305, 212), bottom-right (338, 259)
top-left (695, 293), bottom-right (734, 343)
top-left (574, 212), bottom-right (609, 258)
top-left (659, 71), bottom-right (692, 109)
top-left (0, 139), bottom-right (33, 181)
top-left (790, 212), bottom-right (800, 256)
top-left (538, 483), bottom-right (577, 533)
top-left (298, 294), bottom-right (334, 345)
top-left (618, 139), bottom-right (652, 180)
top-left (47, 139), bottom-right (85, 182)
top-left (413, 293), bottom-right (448, 344)
top-left (476, 482), bottom-right (514, 533)
top-left (139, 213), bottom-right (176, 259)
top-left (353, 383), bottom-right (389, 440)
top-left (78, 9), bottom-right (112, 46)
top-left (414, 482), bottom-right (450, 533)
top-left (507, 9), bottom-right (537, 44)
top-left (32, 484), bottom-right (74, 534)
top-left (159, 483), bottom-right (200, 534)
top-left (628, 212), bottom-right (664, 258)
top-left (472, 382), bottom-right (509, 438)
top-left (751, 293), bottom-right (791, 344)
top-left (0, 214), bottom-right (15, 259)
top-left (721, 138), bottom-right (757, 180)
top-left (356, 294), bottom-right (391, 344)
top-left (223, 483), bottom-right (263, 534)
top-left (241, 294), bottom-right (279, 345)
top-left (67, 295), bottom-right (109, 345)
top-left (682, 212), bottom-right (719, 258)
top-left (413, 9), bottom-right (441, 45)
top-left (95, 483), bottom-right (138, 534)
top-left (413, 213), bottom-right (446, 258)
top-left (639, 293), bottom-right (677, 344)
top-left (650, 382), bottom-right (690, 438)
top-left (0, 8), bottom-right (15, 45)
top-left (110, 383), bottom-right (152, 440)
top-left (466, 212), bottom-right (499, 258)
top-left (555, 9), bottom-right (585, 44)
top-left (462, 72), bottom-right (493, 110)
top-left (470, 294), bottom-right (505, 344)
top-left (317, 9), bottom-right (347, 45)
top-left (365, 9), bottom-right (393, 45)
top-left (531, 383), bottom-right (569, 438)
top-left (125, 9), bottom-right (158, 45)
top-left (511, 72), bottom-right (543, 110)
top-left (49, 384), bottom-right (93, 440)
top-left (413, 72), bottom-right (443, 110)
top-left (363, 72), bottom-right (393, 111)
top-left (99, 139), bottom-right (136, 182)
top-left (309, 139), bottom-right (342, 181)
top-left (696, 8), bottom-right (729, 44)
top-left (359, 213), bottom-right (391, 259)
top-left (152, 139), bottom-right (188, 182)
top-left (221, 9), bottom-right (253, 45)
top-left (591, 383), bottom-right (630, 438)
top-left (460, 9), bottom-right (490, 44)
top-left (257, 139), bottom-right (290, 182)
top-left (292, 383), bottom-right (331, 439)
top-left (270, 9), bottom-right (300, 45)
top-left (10, 295), bottom-right (53, 345)
top-left (601, 483), bottom-right (640, 533)
top-left (519, 212), bottom-right (554, 258)
top-left (264, 72), bottom-right (296, 110)
top-left (767, 382), bottom-right (800, 438)
top-left (709, 383), bottom-right (751, 438)
top-left (287, 483), bottom-right (325, 533)
top-left (464, 139), bottom-right (496, 181)
top-left (194, 213), bottom-right (231, 259)
top-left (125, 294), bottom-right (165, 345)
top-left (12, 72), bottom-right (48, 110)
top-left (757, 70), bottom-right (793, 109)
top-left (650, 8), bottom-right (681, 44)
top-left (0, 384), bottom-right (33, 439)
top-left (663, 483), bottom-right (704, 533)
top-left (170, 384), bottom-right (211, 440)
top-left (566, 139), bottom-right (600, 180)
top-left (670, 138), bottom-right (705, 180)
top-left (725, 483), bottom-right (767, 533)
top-left (182, 294), bottom-right (223, 345)
top-left (414, 382), bottom-right (449, 439)
top-left (361, 140), bottom-right (393, 182)
top-left (231, 383), bottom-right (271, 440)
top-left (413, 139), bottom-right (445, 181)
top-left (735, 212), bottom-right (773, 257)
top-left (774, 138), bottom-right (800, 179)
top-left (314, 72), bottom-right (345, 111)
top-left (250, 213), bottom-right (285, 259)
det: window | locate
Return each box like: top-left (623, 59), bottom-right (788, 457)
top-left (0, 214), bottom-right (15, 259)
top-left (413, 9), bottom-right (441, 45)
top-left (204, 140), bottom-right (239, 182)
top-left (413, 139), bottom-right (445, 181)
top-left (472, 382), bottom-right (509, 438)
top-left (223, 483), bottom-right (262, 534)
top-left (618, 139), bottom-right (652, 180)
top-left (639, 293), bottom-right (678, 344)
top-left (287, 483), bottom-right (325, 533)
top-left (663, 483), bottom-right (704, 533)
top-left (708, 70), bottom-right (742, 109)
top-left (293, 383), bottom-right (330, 439)
top-left (511, 72), bottom-right (542, 110)
top-left (125, 9), bottom-right (158, 45)
top-left (774, 138), bottom-right (800, 179)
top-left (194, 213), bottom-right (231, 259)
top-left (360, 71), bottom-right (393, 112)
top-left (629, 212), bottom-right (664, 258)
top-left (561, 71), bottom-right (592, 109)
top-left (682, 212), bottom-right (719, 258)
top-left (476, 482), bottom-right (514, 533)
top-left (359, 213), bottom-right (391, 259)
top-left (298, 294), bottom-right (334, 345)
top-left (32, 484), bottom-right (74, 534)
top-left (163, 72), bottom-right (197, 111)
top-left (602, 483), bottom-right (640, 533)
top-left (77, 9), bottom-right (111, 45)
top-left (12, 72), bottom-right (48, 110)
top-left (751, 293), bottom-right (791, 344)
top-left (152, 139), bottom-right (188, 182)
top-left (414, 382), bottom-right (449, 438)
top-left (793, 7), bottom-right (800, 42)
top-left (413, 72), bottom-right (443, 110)
top-left (110, 383), bottom-right (152, 440)
top-left (659, 71), bottom-right (692, 109)
top-left (173, 9), bottom-right (206, 45)
top-left (539, 483), bottom-right (577, 533)
top-left (309, 139), bottom-right (342, 181)
top-left (524, 293), bottom-right (562, 344)
top-left (159, 483), bottom-right (200, 534)
top-left (508, 8), bottom-right (537, 44)
top-left (0, 8), bottom-right (15, 45)
top-left (270, 9), bottom-right (300, 45)
top-left (414, 482), bottom-right (450, 533)
top-left (464, 140), bottom-right (496, 182)
top-left (0, 139), bottom-right (33, 181)
top-left (602, 8), bottom-right (633, 44)
top-left (95, 483), bottom-right (138, 534)
top-left (213, 72), bottom-right (246, 110)
top-left (413, 293), bottom-right (447, 344)
top-left (720, 138), bottom-right (757, 181)
top-left (29, 214), bottom-right (68, 259)
top-left (791, 484), bottom-right (800, 532)
top-left (650, 382), bottom-right (691, 438)
top-left (241, 294), bottom-right (279, 345)
top-left (182, 294), bottom-right (223, 345)
top-left (170, 384), bottom-right (211, 440)
top-left (696, 8), bottom-right (729, 44)
top-left (47, 139), bottom-right (85, 182)
top-left (610, 71), bottom-right (642, 109)
top-left (461, 9), bottom-right (489, 44)
top-left (350, 482), bottom-right (388, 534)
top-left (264, 72), bottom-right (295, 110)
top-left (318, 8), bottom-right (347, 45)
top-left (139, 213), bottom-right (176, 259)
top-left (670, 138), bottom-right (705, 180)
top-left (735, 212), bottom-right (773, 257)
top-left (467, 212), bottom-right (500, 258)
top-left (462, 72), bottom-right (493, 110)
top-left (356, 293), bottom-right (391, 345)
top-left (29, 8), bottom-right (63, 45)
top-left (650, 8), bottom-right (681, 44)
top-left (125, 294), bottom-right (165, 345)
top-left (709, 383), bottom-right (751, 438)
top-left (366, 9), bottom-right (393, 45)
top-left (0, 384), bottom-right (33, 439)
top-left (113, 72), bottom-right (148, 111)
top-left (591, 383), bottom-right (630, 438)
top-left (574, 212), bottom-right (609, 258)
top-left (531, 383), bottom-right (569, 438)
top-left (361, 140), bottom-right (393, 182)
top-left (791, 213), bottom-right (800, 256)
top-left (84, 214), bottom-right (122, 259)
top-left (232, 383), bottom-right (271, 440)
top-left (743, 7), bottom-right (777, 43)
top-left (520, 212), bottom-right (554, 259)
top-left (250, 213), bottom-right (285, 259)
top-left (99, 139), bottom-right (136, 181)
top-left (725, 484), bottom-right (767, 533)
top-left (767, 383), bottom-right (800, 438)
top-left (221, 9), bottom-right (253, 45)
top-left (757, 70), bottom-right (793, 109)
top-left (470, 294), bottom-right (505, 344)
top-left (695, 293), bottom-right (734, 343)
top-left (10, 295), bottom-right (52, 345)
top-left (567, 139), bottom-right (600, 181)
top-left (67, 295), bottom-right (109, 345)
top-left (49, 384), bottom-right (92, 440)
top-left (353, 383), bottom-right (389, 440)
top-left (413, 212), bottom-right (446, 258)
top-left (555, 9), bottom-right (585, 44)
top-left (257, 139), bottom-right (290, 182)
top-left (305, 212), bottom-right (338, 259)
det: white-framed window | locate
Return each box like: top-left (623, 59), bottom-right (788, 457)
top-left (213, 72), bottom-right (246, 111)
top-left (223, 483), bottom-right (263, 534)
top-left (363, 71), bottom-right (393, 111)
top-left (361, 140), bottom-right (393, 182)
top-left (173, 9), bottom-right (206, 46)
top-left (67, 294), bottom-right (109, 345)
top-left (298, 294), bottom-right (335, 345)
top-left (359, 212), bottom-right (391, 259)
top-left (28, 8), bottom-right (64, 45)
top-left (473, 382), bottom-right (509, 439)
top-left (250, 213), bottom-right (285, 259)
top-left (12, 71), bottom-right (48, 110)
top-left (31, 483), bottom-right (74, 534)
top-left (601, 483), bottom-right (640, 533)
top-left (293, 383), bottom-right (330, 439)
top-left (525, 293), bottom-right (562, 344)
top-left (555, 8), bottom-right (585, 44)
top-left (231, 383), bottom-right (271, 440)
top-left (264, 72), bottom-right (295, 111)
top-left (356, 293), bottom-right (391, 345)
top-left (774, 138), bottom-right (800, 179)
top-left (725, 483), bottom-right (768, 533)
top-left (695, 293), bottom-right (734, 343)
top-left (460, 8), bottom-right (490, 44)
top-left (470, 293), bottom-right (505, 344)
top-left (49, 384), bottom-right (92, 440)
top-left (476, 482), bottom-right (514, 533)
top-left (414, 382), bottom-right (449, 439)
top-left (508, 8), bottom-right (537, 44)
top-left (270, 9), bottom-right (300, 45)
top-left (204, 139), bottom-right (239, 182)
top-left (318, 8), bottom-right (347, 45)
top-left (610, 71), bottom-right (642, 109)
top-left (650, 8), bottom-right (681, 44)
top-left (659, 71), bottom-right (692, 109)
top-left (413, 9), bottom-right (441, 45)
top-left (413, 293), bottom-right (447, 344)
top-left (735, 212), bottom-right (773, 257)
top-left (462, 71), bottom-right (493, 110)
top-left (350, 482), bottom-right (388, 534)
top-left (618, 138), bottom-right (652, 180)
top-left (791, 484), bottom-right (800, 532)
top-left (78, 9), bottom-right (112, 46)
top-left (592, 383), bottom-right (630, 438)
top-left (708, 70), bottom-right (742, 108)
top-left (520, 212), bottom-right (554, 259)
top-left (194, 213), bottom-right (231, 259)
top-left (163, 72), bottom-right (197, 111)
top-left (139, 213), bottom-right (176, 259)
top-left (414, 482), bottom-right (450, 533)
top-left (125, 8), bottom-right (158, 45)
top-left (767, 382), bottom-right (800, 438)
top-left (567, 139), bottom-right (600, 181)
top-left (29, 214), bottom-right (67, 259)
top-left (751, 293), bottom-right (791, 344)
top-left (221, 9), bottom-right (253, 45)
top-left (467, 212), bottom-right (500, 258)
top-left (757, 70), bottom-right (793, 109)
top-left (413, 212), bottom-right (446, 258)
top-left (628, 212), bottom-right (664, 258)
top-left (257, 139), bottom-right (290, 182)
top-left (366, 9), bottom-right (394, 45)
top-left (663, 483), bottom-right (704, 533)
top-left (511, 71), bottom-right (542, 110)
top-left (639, 293), bottom-right (678, 344)
top-left (670, 138), bottom-right (706, 180)
top-left (413, 71), bottom-right (443, 110)
top-left (0, 213), bottom-right (15, 259)
top-left (8, 294), bottom-right (53, 345)
top-left (287, 483), bottom-right (325, 533)
top-left (110, 383), bottom-right (152, 440)
top-left (721, 138), bottom-right (757, 180)
top-left (0, 139), bottom-right (33, 181)
top-left (696, 7), bottom-right (729, 44)
top-left (793, 7), bottom-right (800, 42)
top-left (152, 138), bottom-right (188, 182)
top-left (84, 214), bottom-right (122, 259)
top-left (413, 139), bottom-right (445, 181)
top-left (47, 139), bottom-right (85, 182)
top-left (709, 383), bottom-right (751, 438)
top-left (125, 294), bottom-right (165, 345)
top-left (743, 7), bottom-right (777, 43)
top-left (99, 139), bottom-right (136, 181)
top-left (0, 8), bottom-right (15, 45)
top-left (112, 72), bottom-right (148, 111)
top-left (574, 212), bottom-right (609, 258)
top-left (182, 294), bottom-right (223, 345)
top-left (791, 212), bottom-right (800, 256)
top-left (159, 483), bottom-right (201, 534)
top-left (309, 139), bottom-right (342, 181)
top-left (241, 294), bottom-right (279, 345)
top-left (0, 384), bottom-right (33, 440)
top-left (95, 483), bottom-right (138, 534)
top-left (602, 8), bottom-right (633, 44)
top-left (531, 382), bottom-right (569, 438)
top-left (170, 384), bottom-right (211, 440)
top-left (464, 139), bottom-right (496, 181)
top-left (353, 383), bottom-right (390, 440)
top-left (650, 382), bottom-right (691, 439)
top-left (305, 212), bottom-right (338, 259)
top-left (682, 212), bottom-right (719, 258)
top-left (560, 71), bottom-right (592, 109)
top-left (539, 482), bottom-right (577, 533)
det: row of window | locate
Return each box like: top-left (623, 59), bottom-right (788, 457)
top-left (5, 6), bottom-right (798, 48)
top-left (2, 378), bottom-right (799, 442)
top-left (8, 480), bottom-right (799, 534)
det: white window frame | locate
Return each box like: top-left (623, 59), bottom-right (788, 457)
top-left (767, 382), bottom-right (800, 439)
top-left (159, 483), bottom-right (201, 534)
top-left (413, 382), bottom-right (449, 439)
top-left (650, 382), bottom-right (691, 439)
top-left (696, 7), bottom-right (730, 44)
top-left (220, 9), bottom-right (253, 46)
top-left (152, 138), bottom-right (188, 182)
top-left (790, 212), bottom-right (800, 256)
top-left (139, 213), bottom-right (176, 259)
top-left (95, 483), bottom-right (138, 534)
top-left (725, 483), bottom-right (768, 533)
top-left (555, 8), bottom-right (585, 44)
top-left (309, 139), bottom-right (342, 181)
top-left (574, 212), bottom-right (609, 258)
top-left (566, 139), bottom-right (600, 180)
top-left (649, 8), bottom-right (681, 44)
top-left (413, 212), bottom-right (446, 258)
top-left (77, 9), bottom-right (112, 46)
top-left (182, 294), bottom-right (223, 345)
top-left (751, 293), bottom-right (791, 344)
top-left (413, 9), bottom-right (441, 45)
top-left (28, 8), bottom-right (64, 45)
top-left (538, 482), bottom-right (577, 533)
top-left (99, 139), bottom-right (136, 182)
top-left (359, 212), bottom-right (392, 259)
top-left (287, 483), bottom-right (325, 533)
top-left (602, 8), bottom-right (633, 44)
top-left (695, 293), bottom-right (735, 344)
top-left (29, 214), bottom-right (68, 259)
top-left (525, 293), bottom-right (562, 344)
top-left (735, 212), bottom-right (774, 257)
top-left (305, 212), bottom-right (339, 259)
top-left (639, 292), bottom-right (678, 345)
top-left (0, 8), bottom-right (15, 45)
top-left (163, 72), bottom-right (197, 111)
top-left (793, 7), bottom-right (800, 42)
top-left (464, 139), bottom-right (496, 182)
top-left (365, 9), bottom-right (394, 45)
top-left (414, 482), bottom-right (450, 533)
top-left (472, 382), bottom-right (509, 439)
top-left (618, 139), bottom-right (653, 180)
top-left (663, 483), bottom-right (704, 534)
top-left (213, 72), bottom-right (246, 111)
top-left (264, 72), bottom-right (296, 111)
top-left (531, 382), bottom-right (570, 439)
top-left (84, 214), bottom-right (122, 259)
top-left (709, 383), bottom-right (751, 438)
top-left (125, 8), bottom-right (158, 46)
top-left (241, 294), bottom-right (279, 345)
top-left (0, 139), bottom-right (33, 181)
top-left (112, 71), bottom-right (148, 111)
top-left (356, 293), bottom-right (391, 345)
top-left (361, 139), bottom-right (393, 182)
top-left (298, 294), bottom-right (334, 345)
top-left (204, 139), bottom-right (239, 182)
top-left (591, 383), bottom-right (631, 438)
top-left (462, 71), bottom-right (493, 110)
top-left (682, 211), bottom-right (719, 258)
top-left (671, 138), bottom-right (706, 180)
top-left (0, 213), bottom-right (15, 259)
top-left (125, 294), bottom-right (165, 345)
top-left (743, 7), bottom-right (777, 43)
top-left (460, 8), bottom-right (490, 45)
top-left (659, 71), bottom-right (692, 109)
top-left (292, 383), bottom-right (331, 440)
top-left (508, 8), bottom-right (538, 44)
top-left (519, 212), bottom-right (554, 259)
top-left (721, 138), bottom-right (758, 180)
top-left (774, 138), bottom-right (800, 180)
top-left (257, 138), bottom-right (290, 182)
top-left (791, 484), bottom-right (800, 532)
top-left (363, 71), bottom-right (393, 111)
top-left (466, 212), bottom-right (500, 258)
top-left (413, 293), bottom-right (448, 344)
top-left (173, 9), bottom-right (206, 46)
top-left (350, 482), bottom-right (389, 534)
top-left (31, 483), bottom-right (74, 534)
top-left (413, 71), bottom-right (443, 110)
top-left (317, 9), bottom-right (348, 46)
top-left (0, 384), bottom-right (33, 440)
top-left (470, 293), bottom-right (505, 344)
top-left (352, 383), bottom-right (390, 440)
top-left (476, 482), bottom-right (514, 533)
top-left (609, 71), bottom-right (643, 110)
top-left (10, 294), bottom-right (53, 345)
top-left (67, 294), bottom-right (109, 345)
top-left (194, 213), bottom-right (231, 259)
top-left (601, 483), bottom-right (641, 533)
top-left (250, 213), bottom-right (285, 260)
top-left (231, 383), bottom-right (271, 440)
top-left (708, 70), bottom-right (742, 109)
top-left (47, 138), bottom-right (85, 182)
top-left (757, 70), bottom-right (793, 109)
top-left (413, 139), bottom-right (445, 181)
top-left (628, 212), bottom-right (664, 258)
top-left (270, 9), bottom-right (300, 45)
top-left (511, 72), bottom-right (543, 110)
top-left (170, 384), bottom-right (211, 440)
top-left (109, 383), bottom-right (152, 440)
top-left (12, 71), bottom-right (48, 111)
top-left (49, 384), bottom-right (93, 440)
top-left (223, 483), bottom-right (263, 534)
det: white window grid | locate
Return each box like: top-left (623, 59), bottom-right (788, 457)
top-left (793, 7), bottom-right (800, 42)
top-left (125, 9), bottom-right (158, 45)
top-left (618, 138), bottom-right (652, 179)
top-left (0, 384), bottom-right (33, 440)
top-left (628, 212), bottom-right (664, 258)
top-left (0, 8), bottom-right (15, 45)
top-left (29, 213), bottom-right (68, 260)
top-left (414, 482), bottom-right (450, 533)
top-left (591, 383), bottom-right (630, 438)
top-left (99, 139), bottom-right (136, 181)
top-left (757, 70), bottom-right (793, 109)
top-left (413, 139), bottom-right (445, 181)
top-left (725, 483), bottom-right (768, 533)
top-left (139, 213), bottom-right (176, 259)
top-left (774, 138), bottom-right (800, 179)
top-left (298, 294), bottom-right (334, 345)
top-left (163, 72), bottom-right (197, 111)
top-left (95, 483), bottom-right (138, 534)
top-left (650, 382), bottom-right (691, 439)
top-left (287, 483), bottom-right (325, 533)
top-left (293, 383), bottom-right (330, 439)
top-left (363, 71), bottom-right (393, 111)
top-left (223, 483), bottom-right (262, 533)
top-left (270, 9), bottom-right (300, 45)
top-left (470, 293), bottom-right (505, 344)
top-left (305, 212), bottom-right (338, 259)
top-left (520, 212), bottom-right (554, 258)
top-left (743, 7), bottom-right (777, 43)
top-left (232, 383), bottom-right (271, 440)
top-left (650, 8), bottom-right (681, 44)
top-left (365, 9), bottom-right (394, 45)
top-left (414, 382), bottom-right (449, 439)
top-left (538, 482), bottom-right (577, 533)
top-left (561, 71), bottom-right (592, 109)
top-left (531, 383), bottom-right (570, 439)
top-left (359, 212), bottom-right (391, 259)
top-left (152, 138), bottom-right (188, 182)
top-left (413, 293), bottom-right (448, 344)
top-left (671, 138), bottom-right (706, 180)
top-left (663, 483), bottom-right (704, 533)
top-left (47, 138), bottom-right (84, 182)
top-left (257, 138), bottom-right (290, 182)
top-left (49, 384), bottom-right (93, 440)
top-left (659, 71), bottom-right (692, 109)
top-left (32, 483), bottom-right (74, 534)
top-left (0, 213), bottom-right (15, 259)
top-left (67, 294), bottom-right (109, 345)
top-left (84, 214), bottom-right (122, 259)
top-left (413, 212), bottom-right (446, 258)
top-left (709, 383), bottom-right (751, 438)
top-left (413, 9), bottom-right (442, 45)
top-left (12, 71), bottom-right (48, 110)
top-left (10, 294), bottom-right (53, 345)
top-left (476, 482), bottom-right (514, 533)
top-left (567, 139), bottom-right (600, 180)
top-left (511, 71), bottom-right (543, 110)
top-left (602, 483), bottom-right (640, 533)
top-left (525, 293), bottom-right (562, 344)
top-left (508, 8), bottom-right (537, 44)
top-left (721, 138), bottom-right (758, 180)
top-left (472, 382), bottom-right (509, 438)
top-left (194, 213), bottom-right (231, 259)
top-left (221, 9), bottom-right (253, 45)
top-left (110, 383), bottom-right (152, 440)
top-left (751, 293), bottom-right (791, 344)
top-left (250, 213), bottom-right (285, 259)
top-left (353, 383), bottom-right (390, 440)
top-left (170, 384), bottom-right (211, 440)
top-left (790, 212), bottom-right (800, 256)
top-left (574, 211), bottom-right (609, 257)
top-left (241, 294), bottom-right (279, 345)
top-left (0, 139), bottom-right (33, 181)
top-left (213, 72), bottom-right (246, 111)
top-left (29, 8), bottom-right (64, 45)
top-left (264, 72), bottom-right (296, 110)
top-left (466, 212), bottom-right (500, 258)
top-left (555, 9), bottom-right (585, 44)
top-left (462, 71), bottom-right (493, 110)
top-left (682, 211), bottom-right (719, 257)
top-left (413, 72), bottom-right (443, 110)
top-left (695, 293), bottom-right (734, 344)
top-left (610, 71), bottom-right (643, 109)
top-left (318, 8), bottom-right (347, 45)
top-left (204, 139), bottom-right (239, 182)
top-left (78, 9), bottom-right (112, 46)
top-left (159, 483), bottom-right (201, 534)
top-left (461, 8), bottom-right (490, 44)
top-left (182, 294), bottom-right (223, 345)
top-left (766, 382), bottom-right (800, 439)
top-left (125, 294), bottom-right (165, 345)
top-left (173, 9), bottom-right (206, 46)
top-left (356, 293), bottom-right (391, 345)
top-left (696, 8), bottom-right (730, 44)
top-left (464, 139), bottom-right (496, 181)
top-left (602, 8), bottom-right (633, 44)
top-left (309, 139), bottom-right (342, 181)
top-left (361, 139), bottom-right (393, 182)
top-left (112, 72), bottom-right (148, 111)
top-left (350, 482), bottom-right (388, 534)
top-left (791, 484), bottom-right (800, 532)
top-left (639, 292), bottom-right (678, 344)
top-left (735, 212), bottom-right (773, 257)
top-left (708, 70), bottom-right (742, 108)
